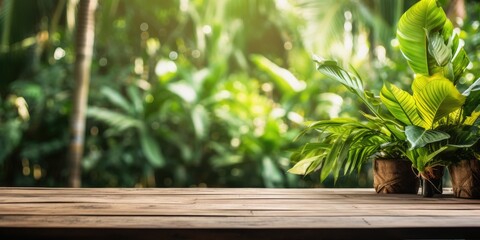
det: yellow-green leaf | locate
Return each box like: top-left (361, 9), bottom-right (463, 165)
top-left (380, 82), bottom-right (423, 127)
top-left (397, 0), bottom-right (447, 75)
top-left (413, 77), bottom-right (465, 128)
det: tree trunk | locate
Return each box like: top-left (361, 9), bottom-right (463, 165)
top-left (68, 0), bottom-right (97, 188)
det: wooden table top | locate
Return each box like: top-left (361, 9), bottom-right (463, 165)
top-left (0, 188), bottom-right (479, 239)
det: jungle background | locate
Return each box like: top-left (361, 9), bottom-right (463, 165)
top-left (0, 0), bottom-right (479, 187)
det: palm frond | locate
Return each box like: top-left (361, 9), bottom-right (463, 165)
top-left (87, 107), bottom-right (142, 132)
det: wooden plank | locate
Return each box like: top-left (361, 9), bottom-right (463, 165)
top-left (0, 195), bottom-right (473, 204)
top-left (0, 188), bottom-right (479, 240)
top-left (1, 202), bottom-right (480, 216)
top-left (1, 215), bottom-right (480, 229)
top-left (1, 206), bottom-right (480, 217)
top-left (0, 187), bottom-right (392, 195)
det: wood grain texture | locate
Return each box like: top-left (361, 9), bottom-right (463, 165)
top-left (0, 188), bottom-right (479, 239)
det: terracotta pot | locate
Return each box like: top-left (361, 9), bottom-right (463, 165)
top-left (421, 166), bottom-right (444, 198)
top-left (448, 159), bottom-right (480, 199)
top-left (373, 158), bottom-right (419, 194)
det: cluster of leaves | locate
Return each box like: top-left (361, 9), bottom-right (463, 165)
top-left (2, 0), bottom-right (478, 187)
top-left (289, 0), bottom-right (480, 182)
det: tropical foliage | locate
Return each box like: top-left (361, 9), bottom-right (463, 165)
top-left (289, 0), bottom-right (480, 181)
top-left (1, 0), bottom-right (479, 187)
top-left (382, 0), bottom-right (480, 174)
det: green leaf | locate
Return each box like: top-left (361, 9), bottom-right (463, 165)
top-left (100, 87), bottom-right (133, 115)
top-left (314, 56), bottom-right (364, 95)
top-left (451, 33), bottom-right (470, 83)
top-left (168, 81), bottom-right (197, 103)
top-left (0, 120), bottom-right (23, 163)
top-left (320, 130), bottom-right (347, 182)
top-left (413, 76), bottom-right (465, 127)
top-left (314, 57), bottom-right (383, 117)
top-left (251, 54), bottom-right (305, 93)
top-left (427, 31), bottom-right (451, 67)
top-left (139, 128), bottom-right (165, 168)
top-left (332, 130), bottom-right (356, 181)
top-left (288, 156), bottom-right (320, 175)
top-left (290, 118), bottom-right (391, 182)
top-left (262, 157), bottom-right (283, 188)
top-left (442, 125), bottom-right (480, 148)
top-left (405, 125), bottom-right (450, 149)
top-left (345, 133), bottom-right (383, 175)
top-left (87, 107), bottom-right (141, 131)
top-left (127, 86), bottom-right (144, 115)
top-left (380, 82), bottom-right (423, 127)
top-left (0, 0), bottom-right (13, 50)
top-left (463, 78), bottom-right (480, 117)
top-left (465, 111), bottom-right (480, 126)
top-left (397, 0), bottom-right (447, 75)
top-left (191, 105), bottom-right (209, 139)
top-left (463, 78), bottom-right (480, 96)
top-left (416, 146), bottom-right (448, 172)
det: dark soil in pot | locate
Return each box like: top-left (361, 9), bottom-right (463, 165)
top-left (373, 158), bottom-right (419, 194)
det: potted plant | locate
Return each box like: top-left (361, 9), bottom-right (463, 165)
top-left (289, 60), bottom-right (419, 193)
top-left (290, 0), bottom-right (480, 197)
top-left (438, 80), bottom-right (480, 198)
top-left (389, 0), bottom-right (480, 197)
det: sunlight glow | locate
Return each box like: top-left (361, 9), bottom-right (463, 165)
top-left (14, 96), bottom-right (29, 120)
top-left (134, 58), bottom-right (143, 75)
top-left (155, 60), bottom-right (177, 76)
top-left (390, 39), bottom-right (399, 48)
top-left (140, 22), bottom-right (149, 31)
top-left (180, 0), bottom-right (188, 12)
top-left (284, 41), bottom-right (292, 50)
top-left (99, 57), bottom-right (107, 66)
top-left (202, 25), bottom-right (212, 35)
top-left (466, 73), bottom-right (475, 82)
top-left (473, 21), bottom-right (479, 30)
top-left (169, 51), bottom-right (178, 60)
top-left (33, 165), bottom-right (42, 180)
top-left (230, 138), bottom-right (240, 148)
top-left (275, 0), bottom-right (289, 10)
top-left (375, 45), bottom-right (386, 63)
top-left (53, 47), bottom-right (66, 60)
top-left (287, 112), bottom-right (303, 124)
top-left (192, 50), bottom-right (201, 58)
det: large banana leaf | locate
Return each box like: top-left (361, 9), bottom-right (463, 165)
top-left (411, 74), bottom-right (444, 94)
top-left (413, 76), bottom-right (465, 128)
top-left (380, 82), bottom-right (423, 127)
top-left (397, 0), bottom-right (446, 75)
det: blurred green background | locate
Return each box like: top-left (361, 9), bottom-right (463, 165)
top-left (0, 0), bottom-right (478, 187)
